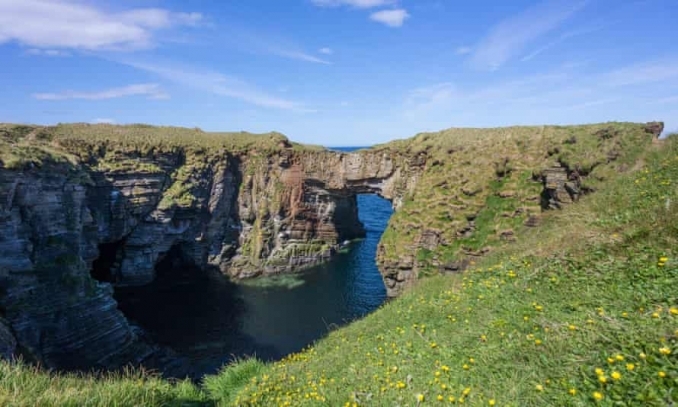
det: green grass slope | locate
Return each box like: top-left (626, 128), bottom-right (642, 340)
top-left (0, 128), bottom-right (675, 406)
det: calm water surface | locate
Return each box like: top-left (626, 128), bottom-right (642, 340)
top-left (115, 150), bottom-right (392, 377)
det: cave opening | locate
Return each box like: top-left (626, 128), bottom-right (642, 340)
top-left (90, 240), bottom-right (125, 283)
top-left (110, 193), bottom-right (394, 379)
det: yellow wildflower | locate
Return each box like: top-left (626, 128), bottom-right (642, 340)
top-left (416, 393), bottom-right (425, 402)
top-left (437, 394), bottom-right (444, 401)
top-left (593, 391), bottom-right (603, 401)
top-left (595, 368), bottom-right (604, 376)
top-left (568, 388), bottom-right (577, 396)
top-left (658, 371), bottom-right (666, 378)
top-left (626, 363), bottom-right (635, 371)
top-left (639, 352), bottom-right (647, 359)
top-left (611, 371), bottom-right (621, 381)
top-left (568, 324), bottom-right (576, 331)
top-left (489, 399), bottom-right (496, 406)
top-left (615, 354), bottom-right (624, 361)
top-left (535, 384), bottom-right (544, 391)
top-left (659, 347), bottom-right (671, 355)
top-left (598, 376), bottom-right (608, 384)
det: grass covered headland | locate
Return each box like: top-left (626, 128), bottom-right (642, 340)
top-left (1, 126), bottom-right (676, 406)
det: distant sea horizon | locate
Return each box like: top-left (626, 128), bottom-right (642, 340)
top-left (326, 146), bottom-right (370, 152)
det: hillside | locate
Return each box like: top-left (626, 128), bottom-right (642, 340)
top-left (0, 123), bottom-right (675, 406)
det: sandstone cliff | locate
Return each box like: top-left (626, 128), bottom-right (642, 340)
top-left (0, 121), bottom-right (662, 373)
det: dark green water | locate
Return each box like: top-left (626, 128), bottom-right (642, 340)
top-left (114, 194), bottom-right (392, 377)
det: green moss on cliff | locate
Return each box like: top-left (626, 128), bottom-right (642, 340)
top-left (376, 122), bottom-right (659, 275)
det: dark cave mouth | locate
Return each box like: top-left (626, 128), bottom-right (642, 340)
top-left (90, 240), bottom-right (125, 283)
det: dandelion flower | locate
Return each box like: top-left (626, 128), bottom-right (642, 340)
top-left (615, 354), bottom-right (624, 361)
top-left (568, 325), bottom-right (576, 331)
top-left (659, 347), bottom-right (671, 355)
top-left (626, 363), bottom-right (635, 371)
top-left (535, 384), bottom-right (544, 391)
top-left (658, 371), bottom-right (666, 378)
top-left (598, 376), bottom-right (608, 384)
top-left (595, 368), bottom-right (604, 376)
top-left (611, 371), bottom-right (621, 381)
top-left (489, 399), bottom-right (496, 406)
top-left (437, 394), bottom-right (444, 401)
top-left (593, 391), bottom-right (603, 401)
top-left (670, 307), bottom-right (678, 315)
top-left (639, 352), bottom-right (647, 359)
top-left (568, 388), bottom-right (577, 396)
top-left (416, 393), bottom-right (425, 402)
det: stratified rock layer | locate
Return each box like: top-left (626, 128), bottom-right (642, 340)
top-left (0, 121), bottom-right (663, 372)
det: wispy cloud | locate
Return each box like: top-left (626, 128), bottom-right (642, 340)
top-left (522, 21), bottom-right (614, 62)
top-left (319, 47), bottom-right (333, 55)
top-left (25, 48), bottom-right (71, 57)
top-left (271, 50), bottom-right (331, 64)
top-left (116, 59), bottom-right (314, 111)
top-left (469, 0), bottom-right (587, 70)
top-left (603, 59), bottom-right (678, 87)
top-left (33, 84), bottom-right (169, 101)
top-left (0, 0), bottom-right (201, 51)
top-left (404, 57), bottom-right (678, 129)
top-left (455, 46), bottom-right (471, 55)
top-left (370, 9), bottom-right (410, 27)
top-left (311, 0), bottom-right (396, 8)
top-left (214, 25), bottom-right (331, 64)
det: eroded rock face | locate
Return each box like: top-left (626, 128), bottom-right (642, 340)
top-left (0, 143), bottom-right (418, 370)
top-left (0, 121), bottom-right (663, 371)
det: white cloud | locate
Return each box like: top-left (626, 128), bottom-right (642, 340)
top-left (370, 9), bottom-right (410, 27)
top-left (319, 47), bottom-right (333, 55)
top-left (311, 0), bottom-right (396, 8)
top-left (455, 46), bottom-right (471, 55)
top-left (116, 59), bottom-right (314, 111)
top-left (0, 0), bottom-right (202, 51)
top-left (469, 0), bottom-right (587, 70)
top-left (33, 84), bottom-right (169, 101)
top-left (91, 118), bottom-right (115, 124)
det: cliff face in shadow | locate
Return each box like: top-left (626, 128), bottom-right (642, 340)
top-left (0, 121), bottom-right (663, 372)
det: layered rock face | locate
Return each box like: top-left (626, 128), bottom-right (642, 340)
top-left (0, 121), bottom-right (663, 372)
top-left (0, 124), bottom-right (419, 370)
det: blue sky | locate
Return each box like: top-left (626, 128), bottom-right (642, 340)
top-left (0, 0), bottom-right (677, 145)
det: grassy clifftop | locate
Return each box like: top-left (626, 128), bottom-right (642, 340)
top-left (0, 122), bottom-right (324, 171)
top-left (375, 122), bottom-right (661, 284)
